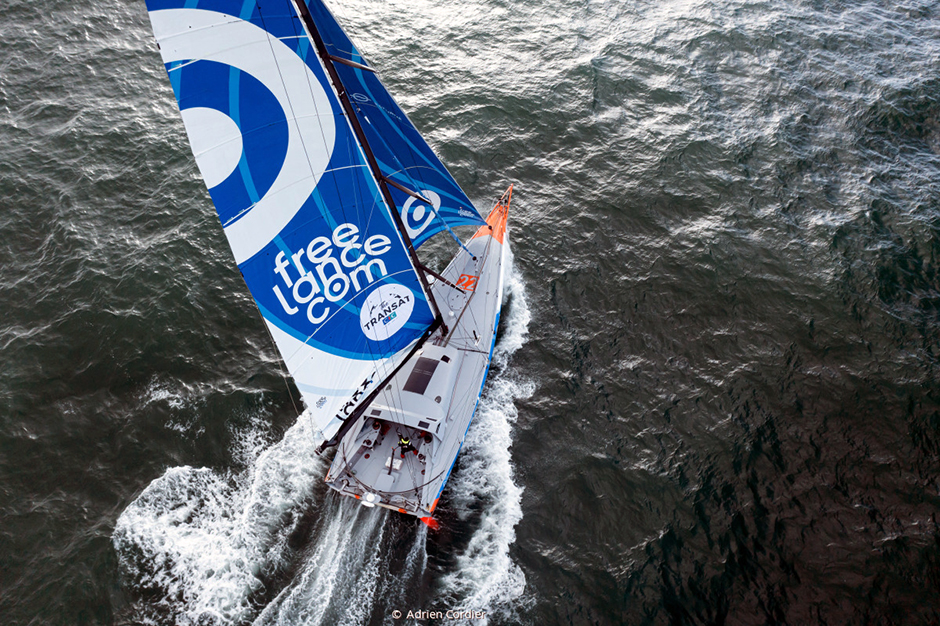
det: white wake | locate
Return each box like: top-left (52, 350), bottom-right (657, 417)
top-left (112, 413), bottom-right (328, 625)
top-left (113, 255), bottom-right (530, 625)
top-left (437, 247), bottom-right (532, 623)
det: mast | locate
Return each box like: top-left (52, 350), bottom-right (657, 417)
top-left (290, 0), bottom-right (449, 450)
top-left (146, 1), bottom-right (454, 451)
top-left (290, 0), bottom-right (448, 337)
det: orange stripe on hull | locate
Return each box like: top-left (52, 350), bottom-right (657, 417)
top-left (472, 184), bottom-right (512, 245)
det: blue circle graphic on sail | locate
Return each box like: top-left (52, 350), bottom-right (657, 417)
top-left (173, 59), bottom-right (288, 226)
top-left (401, 190), bottom-right (441, 240)
top-left (151, 7), bottom-right (339, 265)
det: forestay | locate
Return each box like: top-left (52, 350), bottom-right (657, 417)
top-left (146, 0), bottom-right (443, 441)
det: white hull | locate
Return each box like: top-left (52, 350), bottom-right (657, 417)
top-left (324, 190), bottom-right (512, 520)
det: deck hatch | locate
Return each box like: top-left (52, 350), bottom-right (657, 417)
top-left (403, 357), bottom-right (439, 395)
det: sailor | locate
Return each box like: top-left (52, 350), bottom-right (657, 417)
top-left (399, 434), bottom-right (417, 458)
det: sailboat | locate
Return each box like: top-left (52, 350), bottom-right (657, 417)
top-left (144, 0), bottom-right (511, 525)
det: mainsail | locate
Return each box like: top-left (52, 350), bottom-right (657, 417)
top-left (146, 0), bottom-right (482, 441)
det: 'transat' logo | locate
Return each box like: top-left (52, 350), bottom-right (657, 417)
top-left (360, 284), bottom-right (415, 341)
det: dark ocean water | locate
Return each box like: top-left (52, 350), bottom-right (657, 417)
top-left (3, 0), bottom-right (940, 624)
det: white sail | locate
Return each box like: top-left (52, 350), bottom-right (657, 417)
top-left (146, 0), bottom-right (441, 441)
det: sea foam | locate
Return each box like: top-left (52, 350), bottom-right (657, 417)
top-left (113, 251), bottom-right (530, 625)
top-left (438, 247), bottom-right (533, 623)
top-left (113, 413), bottom-right (327, 624)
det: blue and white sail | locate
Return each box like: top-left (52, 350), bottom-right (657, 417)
top-left (146, 0), bottom-right (448, 441)
top-left (301, 0), bottom-right (487, 248)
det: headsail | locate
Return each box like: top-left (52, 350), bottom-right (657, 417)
top-left (146, 0), bottom-right (440, 441)
top-left (299, 0), bottom-right (487, 248)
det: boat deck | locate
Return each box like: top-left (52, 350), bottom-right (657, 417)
top-left (325, 191), bottom-right (511, 518)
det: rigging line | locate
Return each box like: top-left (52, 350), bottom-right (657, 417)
top-left (446, 355), bottom-right (470, 418)
top-left (351, 85), bottom-right (466, 206)
top-left (250, 1), bottom-right (346, 418)
top-left (313, 0), bottom-right (362, 60)
top-left (257, 293), bottom-right (303, 415)
top-left (284, 2), bottom-right (358, 256)
top-left (219, 164), bottom-right (368, 229)
top-left (293, 3), bottom-right (447, 445)
top-left (344, 52), bottom-right (445, 184)
top-left (382, 347), bottom-right (407, 447)
top-left (344, 72), bottom-right (426, 187)
top-left (279, 0), bottom-right (367, 335)
top-left (335, 169), bottom-right (409, 440)
top-left (355, 93), bottom-right (444, 195)
top-left (252, 3), bottom-right (340, 424)
top-left (349, 71), bottom-right (478, 236)
top-left (331, 80), bottom-right (392, 410)
top-left (372, 339), bottom-right (407, 445)
top-left (462, 279), bottom-right (485, 348)
top-left (284, 3), bottom-right (435, 442)
top-left (281, 2), bottom-right (342, 194)
top-left (286, 2), bottom-right (398, 438)
top-left (295, 4), bottom-right (399, 238)
top-left (256, 5), bottom-right (331, 219)
top-left (317, 316), bottom-right (443, 452)
top-left (262, 1), bottom-right (369, 396)
top-left (323, 0), bottom-right (472, 206)
top-left (335, 92), bottom-right (385, 416)
top-left (340, 433), bottom-right (458, 499)
top-left (436, 214), bottom-right (475, 257)
top-left (380, 172), bottom-right (476, 257)
top-left (456, 341), bottom-right (492, 407)
top-left (464, 196), bottom-right (509, 334)
top-left (346, 101), bottom-right (390, 421)
top-left (442, 234), bottom-right (494, 349)
top-left (455, 353), bottom-right (491, 409)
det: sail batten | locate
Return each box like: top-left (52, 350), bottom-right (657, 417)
top-left (146, 0), bottom-right (455, 442)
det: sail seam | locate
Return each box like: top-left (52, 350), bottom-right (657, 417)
top-left (255, 1), bottom-right (387, 388)
top-left (283, 0), bottom-right (403, 399)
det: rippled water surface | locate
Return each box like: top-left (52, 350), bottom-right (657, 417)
top-left (2, 0), bottom-right (940, 624)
